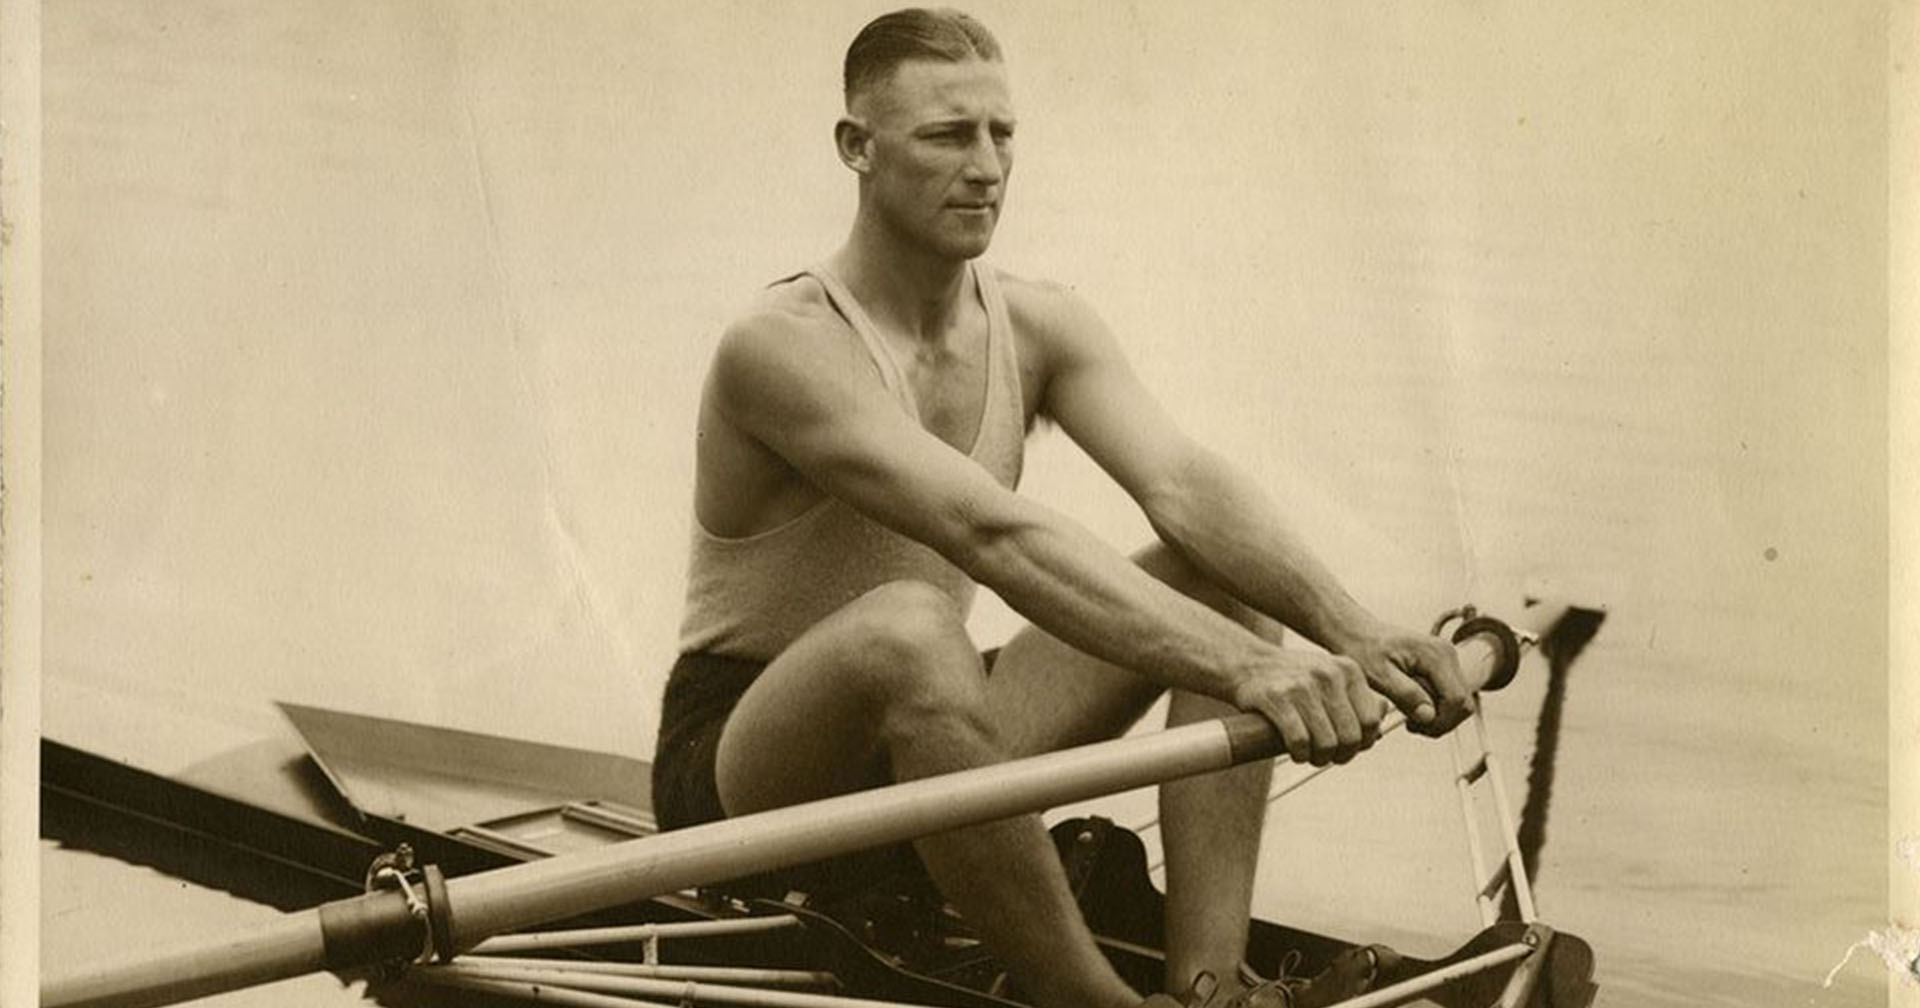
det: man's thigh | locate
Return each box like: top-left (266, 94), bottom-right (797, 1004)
top-left (984, 629), bottom-right (1158, 759)
top-left (983, 545), bottom-right (1208, 758)
top-left (712, 581), bottom-right (980, 818)
top-left (987, 541), bottom-right (1285, 756)
top-left (712, 648), bottom-right (890, 821)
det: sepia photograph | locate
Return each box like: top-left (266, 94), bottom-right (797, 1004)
top-left (5, 2), bottom-right (1903, 1007)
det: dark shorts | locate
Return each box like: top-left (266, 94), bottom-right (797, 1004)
top-left (651, 649), bottom-right (996, 902)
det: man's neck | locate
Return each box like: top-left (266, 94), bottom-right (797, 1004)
top-left (832, 217), bottom-right (974, 344)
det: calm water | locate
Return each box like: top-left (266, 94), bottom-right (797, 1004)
top-left (40, 2), bottom-right (1889, 1005)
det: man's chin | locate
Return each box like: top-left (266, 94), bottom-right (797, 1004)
top-left (940, 230), bottom-right (996, 261)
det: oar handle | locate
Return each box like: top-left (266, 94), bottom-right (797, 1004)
top-left (1219, 613), bottom-right (1525, 765)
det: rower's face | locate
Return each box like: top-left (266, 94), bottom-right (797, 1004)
top-left (856, 58), bottom-right (1015, 259)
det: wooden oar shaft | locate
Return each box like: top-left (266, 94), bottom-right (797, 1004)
top-left (44, 631), bottom-right (1518, 1008)
top-left (449, 701), bottom-right (1252, 941)
top-left (448, 637), bottom-right (1506, 946)
top-left (39, 914), bottom-right (331, 1008)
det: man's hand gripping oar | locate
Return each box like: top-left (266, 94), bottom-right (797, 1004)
top-left (1158, 603), bottom-right (1574, 1008)
top-left (1229, 620), bottom-right (1474, 770)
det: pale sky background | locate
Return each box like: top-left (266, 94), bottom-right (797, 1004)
top-left (32, 2), bottom-right (1892, 1006)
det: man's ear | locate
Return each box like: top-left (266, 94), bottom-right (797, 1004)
top-left (835, 116), bottom-right (873, 174)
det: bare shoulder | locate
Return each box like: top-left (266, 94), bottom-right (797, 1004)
top-left (989, 267), bottom-right (1123, 373)
top-left (993, 268), bottom-right (1104, 335)
top-left (721, 275), bottom-right (843, 354)
top-left (708, 276), bottom-right (880, 414)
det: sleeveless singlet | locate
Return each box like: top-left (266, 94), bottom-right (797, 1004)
top-left (678, 262), bottom-right (1026, 660)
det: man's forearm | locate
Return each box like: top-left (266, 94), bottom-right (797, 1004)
top-left (1138, 449), bottom-right (1382, 654)
top-left (948, 501), bottom-right (1279, 702)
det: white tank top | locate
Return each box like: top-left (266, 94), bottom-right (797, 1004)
top-left (678, 262), bottom-right (1026, 660)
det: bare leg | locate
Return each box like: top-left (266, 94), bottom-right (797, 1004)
top-left (988, 544), bottom-right (1284, 998)
top-left (714, 581), bottom-right (1139, 1008)
top-left (1160, 690), bottom-right (1276, 997)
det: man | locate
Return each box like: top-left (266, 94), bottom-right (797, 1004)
top-left (652, 9), bottom-right (1470, 1007)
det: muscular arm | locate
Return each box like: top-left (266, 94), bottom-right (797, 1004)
top-left (708, 312), bottom-right (1283, 705)
top-left (1026, 287), bottom-right (1469, 733)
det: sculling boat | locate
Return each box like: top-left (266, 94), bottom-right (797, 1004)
top-left (42, 602), bottom-right (1606, 1008)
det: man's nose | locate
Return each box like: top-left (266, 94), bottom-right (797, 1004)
top-left (962, 132), bottom-right (1004, 184)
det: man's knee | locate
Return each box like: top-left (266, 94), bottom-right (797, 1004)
top-left (839, 580), bottom-right (980, 689)
top-left (837, 580), bottom-right (993, 747)
top-left (841, 579), bottom-right (971, 660)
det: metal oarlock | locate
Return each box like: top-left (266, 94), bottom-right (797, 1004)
top-left (360, 844), bottom-right (455, 968)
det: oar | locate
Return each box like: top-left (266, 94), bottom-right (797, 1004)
top-left (42, 609), bottom-right (1552, 1008)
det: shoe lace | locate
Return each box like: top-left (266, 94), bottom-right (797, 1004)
top-left (1172, 959), bottom-right (1305, 1008)
top-left (1183, 944), bottom-right (1388, 1008)
top-left (1262, 950), bottom-right (1312, 987)
top-left (1233, 951), bottom-right (1310, 1006)
top-left (1238, 946), bottom-right (1385, 1008)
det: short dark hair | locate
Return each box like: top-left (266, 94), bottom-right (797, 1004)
top-left (844, 8), bottom-right (1002, 107)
